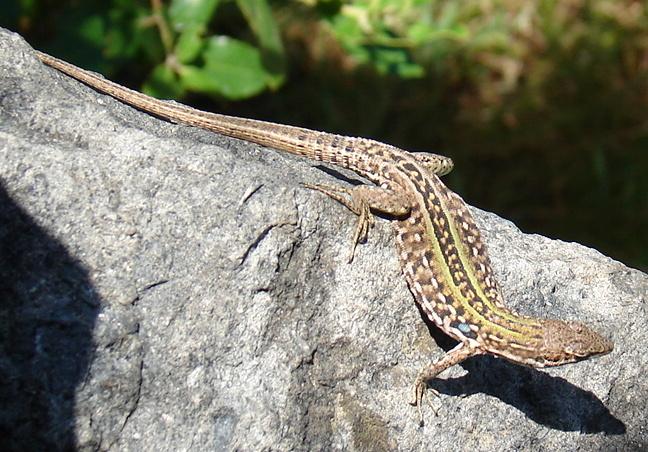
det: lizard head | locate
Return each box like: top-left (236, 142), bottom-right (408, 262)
top-left (535, 319), bottom-right (613, 367)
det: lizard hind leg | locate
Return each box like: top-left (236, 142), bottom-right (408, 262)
top-left (303, 183), bottom-right (412, 262)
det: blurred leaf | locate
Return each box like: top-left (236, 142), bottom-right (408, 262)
top-left (329, 12), bottom-right (365, 44)
top-left (175, 25), bottom-right (205, 63)
top-left (236, 0), bottom-right (285, 88)
top-left (169, 0), bottom-right (220, 30)
top-left (369, 47), bottom-right (424, 78)
top-left (143, 63), bottom-right (185, 99)
top-left (407, 22), bottom-right (469, 44)
top-left (180, 36), bottom-right (267, 99)
top-left (236, 0), bottom-right (281, 54)
top-left (76, 15), bottom-right (106, 48)
top-left (395, 61), bottom-right (424, 78)
top-left (177, 65), bottom-right (220, 93)
top-left (105, 1), bottom-right (155, 59)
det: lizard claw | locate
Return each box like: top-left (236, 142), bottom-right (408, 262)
top-left (410, 377), bottom-right (440, 426)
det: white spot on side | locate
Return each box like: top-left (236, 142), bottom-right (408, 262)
top-left (437, 293), bottom-right (447, 303)
top-left (413, 282), bottom-right (423, 294)
top-left (405, 262), bottom-right (415, 276)
top-left (447, 304), bottom-right (457, 316)
top-left (479, 263), bottom-right (486, 273)
top-left (431, 278), bottom-right (439, 289)
top-left (467, 236), bottom-right (475, 244)
top-left (472, 247), bottom-right (479, 257)
top-left (413, 233), bottom-right (422, 242)
top-left (462, 222), bottom-right (469, 230)
top-left (467, 337), bottom-right (482, 348)
top-left (420, 297), bottom-right (442, 325)
top-left (447, 326), bottom-right (463, 338)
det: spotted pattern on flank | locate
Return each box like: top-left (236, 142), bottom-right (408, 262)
top-left (386, 153), bottom-right (545, 350)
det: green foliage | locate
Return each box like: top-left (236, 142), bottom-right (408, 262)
top-left (14, 0), bottom-right (285, 100)
top-left (153, 0), bottom-right (285, 99)
top-left (7, 0), bottom-right (648, 269)
top-left (178, 36), bottom-right (270, 99)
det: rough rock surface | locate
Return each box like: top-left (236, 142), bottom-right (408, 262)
top-left (1, 28), bottom-right (646, 451)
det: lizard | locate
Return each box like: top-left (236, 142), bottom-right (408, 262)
top-left (35, 50), bottom-right (614, 424)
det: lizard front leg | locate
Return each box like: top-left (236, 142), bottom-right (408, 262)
top-left (411, 342), bottom-right (484, 425)
top-left (303, 183), bottom-right (412, 262)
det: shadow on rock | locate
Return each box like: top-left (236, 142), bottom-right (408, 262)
top-left (0, 182), bottom-right (100, 450)
top-left (424, 326), bottom-right (625, 434)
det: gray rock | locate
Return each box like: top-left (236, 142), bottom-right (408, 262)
top-left (1, 28), bottom-right (646, 451)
